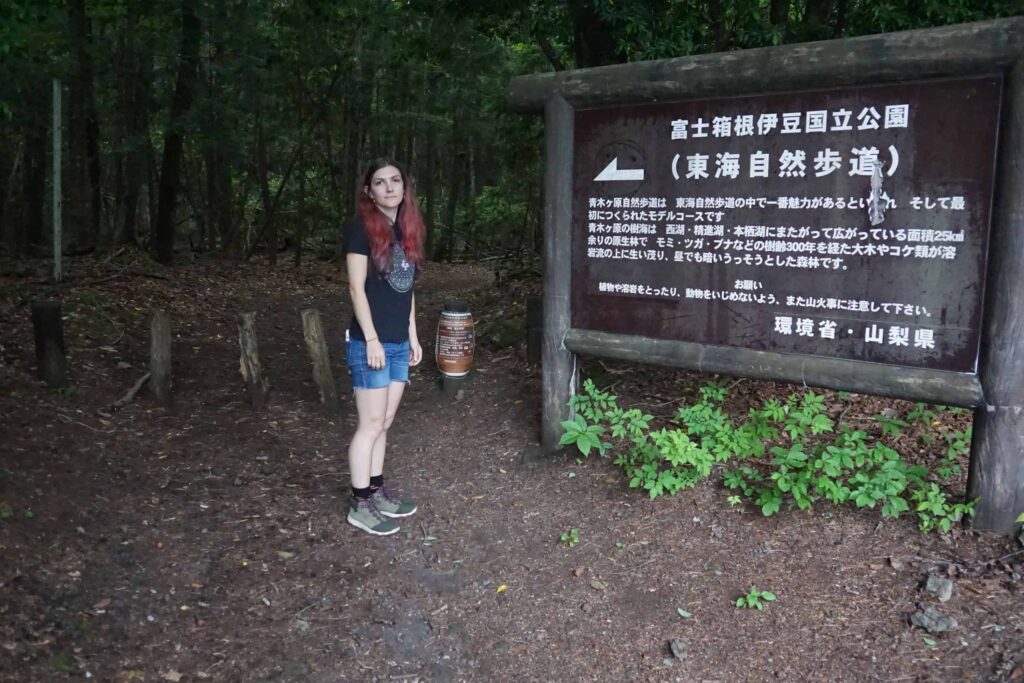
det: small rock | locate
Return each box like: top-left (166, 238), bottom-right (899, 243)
top-left (662, 658), bottom-right (674, 667)
top-left (924, 575), bottom-right (955, 603)
top-left (669, 639), bottom-right (687, 660)
top-left (572, 567), bottom-right (585, 578)
top-left (710, 525), bottom-right (725, 540)
top-left (910, 605), bottom-right (957, 634)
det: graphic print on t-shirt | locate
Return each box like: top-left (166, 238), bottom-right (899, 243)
top-left (387, 242), bottom-right (414, 293)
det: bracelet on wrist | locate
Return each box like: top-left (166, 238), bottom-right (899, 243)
top-left (365, 336), bottom-right (378, 343)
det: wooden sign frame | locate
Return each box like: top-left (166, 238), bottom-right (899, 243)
top-left (508, 18), bottom-right (1024, 535)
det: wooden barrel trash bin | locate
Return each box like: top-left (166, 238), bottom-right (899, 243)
top-left (435, 309), bottom-right (475, 377)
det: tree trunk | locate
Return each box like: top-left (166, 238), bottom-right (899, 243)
top-left (294, 167), bottom-right (306, 268)
top-left (771, 0), bottom-right (790, 33)
top-left (256, 109), bottom-right (276, 265)
top-left (803, 0), bottom-right (838, 38)
top-left (569, 0), bottom-right (620, 67)
top-left (116, 2), bottom-right (149, 247)
top-left (154, 0), bottom-right (201, 265)
top-left (67, 0), bottom-right (102, 246)
top-left (708, 0), bottom-right (730, 52)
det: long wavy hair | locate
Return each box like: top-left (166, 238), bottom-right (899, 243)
top-left (356, 158), bottom-right (426, 275)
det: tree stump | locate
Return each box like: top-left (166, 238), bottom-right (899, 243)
top-left (301, 307), bottom-right (339, 411)
top-left (238, 312), bottom-right (268, 409)
top-left (150, 310), bottom-right (172, 406)
top-left (31, 300), bottom-right (68, 387)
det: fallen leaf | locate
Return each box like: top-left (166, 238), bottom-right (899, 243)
top-left (496, 585), bottom-right (508, 594)
top-left (498, 468), bottom-right (507, 474)
top-left (93, 598), bottom-right (111, 610)
top-left (590, 579), bottom-right (607, 591)
top-left (276, 551), bottom-right (295, 560)
top-left (162, 672), bottom-right (183, 682)
top-left (572, 567), bottom-right (585, 578)
top-left (676, 608), bottom-right (693, 619)
top-left (889, 557), bottom-right (904, 571)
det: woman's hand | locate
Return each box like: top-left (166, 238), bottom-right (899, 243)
top-left (367, 339), bottom-right (385, 369)
top-left (409, 337), bottom-right (423, 366)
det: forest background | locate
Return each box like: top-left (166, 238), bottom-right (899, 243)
top-left (1, 0), bottom-right (1021, 269)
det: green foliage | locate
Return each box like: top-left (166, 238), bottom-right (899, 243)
top-left (735, 586), bottom-right (776, 610)
top-left (562, 378), bottom-right (976, 533)
top-left (559, 413), bottom-right (609, 457)
top-left (559, 527), bottom-right (579, 548)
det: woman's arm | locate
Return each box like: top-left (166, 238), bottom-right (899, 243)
top-left (346, 252), bottom-right (386, 367)
top-left (408, 293), bottom-right (422, 366)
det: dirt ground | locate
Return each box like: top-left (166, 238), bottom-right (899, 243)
top-left (1, 255), bottom-right (1022, 683)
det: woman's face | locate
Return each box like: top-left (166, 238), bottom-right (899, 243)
top-left (366, 165), bottom-right (404, 212)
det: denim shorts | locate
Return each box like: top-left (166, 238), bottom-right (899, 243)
top-left (346, 339), bottom-right (410, 389)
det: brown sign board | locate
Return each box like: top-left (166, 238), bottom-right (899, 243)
top-left (571, 76), bottom-right (1002, 373)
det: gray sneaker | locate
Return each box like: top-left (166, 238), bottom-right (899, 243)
top-left (347, 497), bottom-right (400, 536)
top-left (373, 484), bottom-right (418, 518)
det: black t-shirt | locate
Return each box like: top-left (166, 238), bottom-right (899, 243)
top-left (344, 215), bottom-right (415, 343)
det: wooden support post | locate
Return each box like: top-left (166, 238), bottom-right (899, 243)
top-left (968, 61), bottom-right (1024, 536)
top-left (150, 310), bottom-right (172, 406)
top-left (31, 300), bottom-right (67, 388)
top-left (526, 295), bottom-right (542, 364)
top-left (238, 311), bottom-right (269, 410)
top-left (301, 307), bottom-right (339, 411)
top-left (52, 78), bottom-right (62, 284)
top-left (540, 94), bottom-right (577, 453)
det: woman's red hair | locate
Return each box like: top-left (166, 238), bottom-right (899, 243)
top-left (356, 158), bottom-right (426, 275)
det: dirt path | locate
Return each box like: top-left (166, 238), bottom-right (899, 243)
top-left (1, 257), bottom-right (1021, 682)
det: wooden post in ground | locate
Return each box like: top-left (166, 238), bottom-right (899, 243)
top-left (967, 62), bottom-right (1024, 536)
top-left (150, 310), bottom-right (172, 406)
top-left (540, 93), bottom-right (577, 453)
top-left (301, 307), bottom-right (339, 411)
top-left (31, 300), bottom-right (68, 387)
top-left (238, 311), bottom-right (268, 409)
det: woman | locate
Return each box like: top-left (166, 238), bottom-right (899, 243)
top-left (344, 158), bottom-right (425, 535)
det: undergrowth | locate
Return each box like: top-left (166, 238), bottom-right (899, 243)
top-left (561, 378), bottom-right (974, 533)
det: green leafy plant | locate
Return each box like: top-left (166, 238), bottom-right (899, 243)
top-left (562, 378), bottom-right (977, 532)
top-left (907, 402), bottom-right (938, 425)
top-left (559, 414), bottom-right (609, 457)
top-left (560, 527), bottom-right (579, 548)
top-left (874, 412), bottom-right (909, 438)
top-left (736, 586), bottom-right (776, 610)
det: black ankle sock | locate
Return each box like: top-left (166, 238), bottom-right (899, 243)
top-left (369, 475), bottom-right (384, 491)
top-left (353, 486), bottom-right (373, 500)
